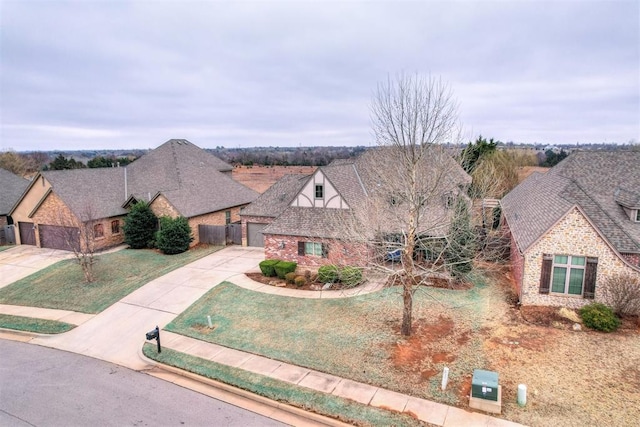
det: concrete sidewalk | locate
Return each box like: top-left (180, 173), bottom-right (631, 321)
top-left (0, 245), bottom-right (524, 426)
top-left (156, 331), bottom-right (522, 427)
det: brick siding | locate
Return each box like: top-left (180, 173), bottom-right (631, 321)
top-left (264, 233), bottom-right (370, 267)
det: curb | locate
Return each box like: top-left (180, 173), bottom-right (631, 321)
top-left (139, 349), bottom-right (351, 427)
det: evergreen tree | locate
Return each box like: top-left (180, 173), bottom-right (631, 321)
top-left (445, 197), bottom-right (477, 280)
top-left (123, 202), bottom-right (158, 249)
top-left (460, 135), bottom-right (498, 173)
top-left (156, 216), bottom-right (193, 255)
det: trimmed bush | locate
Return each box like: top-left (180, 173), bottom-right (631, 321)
top-left (318, 265), bottom-right (339, 283)
top-left (123, 201), bottom-right (158, 249)
top-left (294, 276), bottom-right (306, 287)
top-left (579, 303), bottom-right (620, 332)
top-left (156, 216), bottom-right (193, 255)
top-left (340, 266), bottom-right (363, 288)
top-left (285, 272), bottom-right (297, 284)
top-left (274, 261), bottom-right (297, 279)
top-left (259, 260), bottom-right (280, 277)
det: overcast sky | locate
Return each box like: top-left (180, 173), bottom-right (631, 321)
top-left (1, 0), bottom-right (638, 151)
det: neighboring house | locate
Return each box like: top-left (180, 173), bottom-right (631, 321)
top-left (501, 151), bottom-right (640, 308)
top-left (0, 168), bottom-right (29, 227)
top-left (241, 147), bottom-right (471, 268)
top-left (10, 139), bottom-right (258, 251)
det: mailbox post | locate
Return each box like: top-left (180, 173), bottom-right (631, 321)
top-left (146, 326), bottom-right (161, 353)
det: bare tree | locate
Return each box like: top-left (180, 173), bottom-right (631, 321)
top-left (54, 203), bottom-right (100, 283)
top-left (363, 73), bottom-right (465, 336)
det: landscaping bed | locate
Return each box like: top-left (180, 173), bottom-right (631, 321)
top-left (166, 264), bottom-right (639, 427)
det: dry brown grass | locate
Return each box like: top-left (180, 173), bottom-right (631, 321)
top-left (232, 165), bottom-right (316, 193)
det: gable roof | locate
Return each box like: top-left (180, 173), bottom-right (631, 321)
top-left (260, 146), bottom-right (470, 239)
top-left (42, 168), bottom-right (128, 220)
top-left (13, 139), bottom-right (257, 221)
top-left (502, 151), bottom-right (640, 254)
top-left (240, 173), bottom-right (309, 217)
top-left (0, 168), bottom-right (29, 216)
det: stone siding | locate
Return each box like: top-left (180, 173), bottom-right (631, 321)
top-left (264, 233), bottom-right (369, 267)
top-left (505, 221), bottom-right (524, 299)
top-left (150, 195), bottom-right (180, 218)
top-left (521, 207), bottom-right (640, 308)
top-left (30, 192), bottom-right (124, 251)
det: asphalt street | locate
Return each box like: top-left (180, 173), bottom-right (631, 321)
top-left (0, 339), bottom-right (285, 427)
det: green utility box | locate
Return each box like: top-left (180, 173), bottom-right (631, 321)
top-left (471, 369), bottom-right (499, 401)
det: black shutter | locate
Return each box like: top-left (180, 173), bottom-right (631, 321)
top-left (583, 257), bottom-right (598, 299)
top-left (321, 243), bottom-right (329, 258)
top-left (298, 241), bottom-right (305, 256)
top-left (539, 254), bottom-right (552, 294)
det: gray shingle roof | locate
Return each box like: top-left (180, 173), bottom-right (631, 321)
top-left (261, 146), bottom-right (470, 239)
top-left (240, 174), bottom-right (309, 217)
top-left (42, 168), bottom-right (128, 220)
top-left (24, 139), bottom-right (257, 221)
top-left (0, 168), bottom-right (29, 215)
top-left (502, 151), bottom-right (640, 254)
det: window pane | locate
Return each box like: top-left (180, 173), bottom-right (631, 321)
top-left (554, 255), bottom-right (568, 264)
top-left (314, 243), bottom-right (322, 256)
top-left (571, 256), bottom-right (585, 266)
top-left (315, 185), bottom-right (323, 199)
top-left (551, 267), bottom-right (567, 293)
top-left (568, 268), bottom-right (584, 295)
top-left (305, 242), bottom-right (314, 255)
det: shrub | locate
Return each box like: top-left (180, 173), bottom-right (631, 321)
top-left (579, 303), bottom-right (620, 332)
top-left (601, 273), bottom-right (640, 316)
top-left (285, 272), bottom-right (297, 284)
top-left (259, 260), bottom-right (280, 277)
top-left (155, 216), bottom-right (193, 255)
top-left (340, 266), bottom-right (363, 288)
top-left (123, 201), bottom-right (158, 249)
top-left (294, 276), bottom-right (306, 287)
top-left (318, 265), bottom-right (339, 283)
top-left (274, 261), bottom-right (297, 279)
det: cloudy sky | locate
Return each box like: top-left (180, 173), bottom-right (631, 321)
top-left (1, 0), bottom-right (638, 151)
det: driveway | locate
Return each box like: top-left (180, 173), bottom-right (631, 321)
top-left (0, 246), bottom-right (74, 289)
top-left (31, 246), bottom-right (265, 370)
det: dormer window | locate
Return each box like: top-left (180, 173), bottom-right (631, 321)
top-left (315, 184), bottom-right (324, 199)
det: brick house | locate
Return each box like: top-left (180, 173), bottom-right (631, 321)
top-left (0, 168), bottom-right (29, 228)
top-left (241, 147), bottom-right (471, 268)
top-left (501, 151), bottom-right (640, 308)
top-left (10, 139), bottom-right (258, 251)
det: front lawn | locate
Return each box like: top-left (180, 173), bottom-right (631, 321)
top-left (166, 268), bottom-right (640, 427)
top-left (0, 313), bottom-right (75, 334)
top-left (0, 245), bottom-right (222, 313)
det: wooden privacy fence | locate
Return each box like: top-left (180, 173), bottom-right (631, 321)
top-left (0, 225), bottom-right (16, 245)
top-left (198, 224), bottom-right (242, 246)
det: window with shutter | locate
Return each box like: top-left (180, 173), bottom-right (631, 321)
top-left (298, 241), bottom-right (305, 256)
top-left (539, 254), bottom-right (552, 294)
top-left (583, 257), bottom-right (598, 299)
top-left (321, 243), bottom-right (329, 258)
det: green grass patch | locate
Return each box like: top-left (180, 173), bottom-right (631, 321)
top-left (143, 344), bottom-right (423, 427)
top-left (0, 245), bottom-right (222, 313)
top-left (0, 246), bottom-right (11, 252)
top-left (0, 313), bottom-right (75, 334)
top-left (166, 275), bottom-right (496, 404)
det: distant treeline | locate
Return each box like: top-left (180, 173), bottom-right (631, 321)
top-left (207, 146), bottom-right (369, 166)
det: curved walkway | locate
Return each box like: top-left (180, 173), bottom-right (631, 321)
top-left (0, 246), bottom-right (522, 427)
